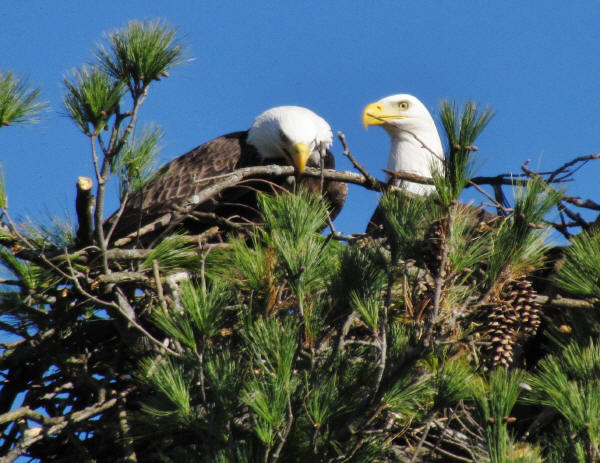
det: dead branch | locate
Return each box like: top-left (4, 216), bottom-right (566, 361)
top-left (547, 153), bottom-right (600, 182)
top-left (383, 169), bottom-right (434, 185)
top-left (536, 294), bottom-right (596, 310)
top-left (96, 271), bottom-right (150, 285)
top-left (75, 177), bottom-right (94, 247)
top-left (2, 398), bottom-right (118, 462)
top-left (337, 131), bottom-right (380, 188)
top-left (113, 212), bottom-right (173, 247)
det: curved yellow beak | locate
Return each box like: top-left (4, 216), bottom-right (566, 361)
top-left (292, 142), bottom-right (311, 174)
top-left (362, 101), bottom-right (405, 128)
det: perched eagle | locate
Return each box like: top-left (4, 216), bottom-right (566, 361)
top-left (362, 94), bottom-right (495, 232)
top-left (362, 94), bottom-right (444, 194)
top-left (106, 106), bottom-right (347, 244)
top-left (362, 94), bottom-right (444, 232)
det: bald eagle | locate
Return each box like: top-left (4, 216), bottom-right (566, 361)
top-left (106, 106), bottom-right (347, 244)
top-left (362, 94), bottom-right (496, 232)
top-left (362, 94), bottom-right (444, 194)
top-left (362, 94), bottom-right (444, 232)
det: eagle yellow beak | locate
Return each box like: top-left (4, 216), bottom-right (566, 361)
top-left (362, 101), bottom-right (406, 128)
top-left (292, 142), bottom-right (311, 174)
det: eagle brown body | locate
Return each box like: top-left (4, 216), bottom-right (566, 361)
top-left (106, 131), bottom-right (347, 245)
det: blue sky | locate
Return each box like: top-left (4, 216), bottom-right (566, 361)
top-left (1, 1), bottom-right (599, 235)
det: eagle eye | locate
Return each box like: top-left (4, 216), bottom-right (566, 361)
top-left (279, 129), bottom-right (290, 144)
top-left (398, 101), bottom-right (410, 111)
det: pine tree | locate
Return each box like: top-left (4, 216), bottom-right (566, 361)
top-left (1, 19), bottom-right (600, 463)
top-left (0, 20), bottom-right (185, 461)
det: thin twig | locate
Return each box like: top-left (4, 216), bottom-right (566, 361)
top-left (337, 131), bottom-right (379, 188)
top-left (104, 191), bottom-right (129, 244)
top-left (372, 269), bottom-right (392, 397)
top-left (424, 203), bottom-right (455, 346)
top-left (468, 181), bottom-right (508, 214)
top-left (362, 111), bottom-right (444, 162)
top-left (410, 418), bottom-right (433, 463)
top-left (61, 251), bottom-right (179, 356)
top-left (547, 152), bottom-right (600, 182)
top-left (152, 259), bottom-right (167, 311)
top-left (2, 398), bottom-right (118, 463)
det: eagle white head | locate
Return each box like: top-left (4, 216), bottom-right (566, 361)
top-left (362, 94), bottom-right (444, 195)
top-left (247, 106), bottom-right (333, 173)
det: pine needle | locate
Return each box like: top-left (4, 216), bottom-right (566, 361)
top-left (0, 70), bottom-right (46, 127)
top-left (554, 228), bottom-right (600, 299)
top-left (142, 233), bottom-right (203, 273)
top-left (436, 100), bottom-right (494, 204)
top-left (63, 66), bottom-right (125, 135)
top-left (112, 123), bottom-right (161, 198)
top-left (95, 19), bottom-right (184, 94)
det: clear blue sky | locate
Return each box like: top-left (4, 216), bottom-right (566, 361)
top-left (1, 1), bottom-right (599, 235)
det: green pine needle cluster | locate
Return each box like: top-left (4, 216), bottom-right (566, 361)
top-left (112, 124), bottom-right (161, 198)
top-left (425, 355), bottom-right (474, 410)
top-left (152, 278), bottom-right (230, 350)
top-left (142, 233), bottom-right (204, 273)
top-left (381, 371), bottom-right (427, 419)
top-left (446, 204), bottom-right (490, 276)
top-left (214, 189), bottom-right (339, 317)
top-left (486, 176), bottom-right (561, 286)
top-left (0, 247), bottom-right (46, 292)
top-left (470, 368), bottom-right (525, 463)
top-left (0, 71), bottom-right (46, 127)
top-left (61, 19), bottom-right (184, 230)
top-left (554, 228), bottom-right (600, 298)
top-left (380, 190), bottom-right (434, 263)
top-left (436, 100), bottom-right (495, 205)
top-left (96, 19), bottom-right (183, 95)
top-left (332, 243), bottom-right (387, 308)
top-left (63, 66), bottom-right (125, 135)
top-left (140, 357), bottom-right (192, 422)
top-left (259, 190), bottom-right (336, 304)
top-left (524, 340), bottom-right (600, 461)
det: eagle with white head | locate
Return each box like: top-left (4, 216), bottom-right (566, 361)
top-left (361, 94), bottom-right (445, 232)
top-left (106, 106), bottom-right (347, 244)
top-left (362, 94), bottom-right (444, 195)
top-left (248, 106), bottom-right (333, 173)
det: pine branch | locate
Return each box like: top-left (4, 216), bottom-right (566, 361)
top-left (383, 168), bottom-right (434, 185)
top-left (546, 152), bottom-right (600, 183)
top-left (2, 398), bottom-right (118, 462)
top-left (96, 271), bottom-right (149, 284)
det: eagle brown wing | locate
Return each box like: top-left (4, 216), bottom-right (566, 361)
top-left (105, 131), bottom-right (347, 244)
top-left (106, 131), bottom-right (258, 241)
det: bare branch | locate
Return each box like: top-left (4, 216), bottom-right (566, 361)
top-left (75, 177), bottom-right (94, 247)
top-left (547, 152), bottom-right (600, 182)
top-left (337, 131), bottom-right (380, 188)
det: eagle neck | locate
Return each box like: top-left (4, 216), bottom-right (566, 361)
top-left (386, 128), bottom-right (443, 195)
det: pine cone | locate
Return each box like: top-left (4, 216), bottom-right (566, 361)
top-left (480, 278), bottom-right (542, 370)
top-left (501, 279), bottom-right (541, 336)
top-left (423, 218), bottom-right (447, 274)
top-left (481, 300), bottom-right (518, 369)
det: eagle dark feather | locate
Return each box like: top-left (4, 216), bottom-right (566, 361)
top-left (106, 131), bottom-right (347, 244)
